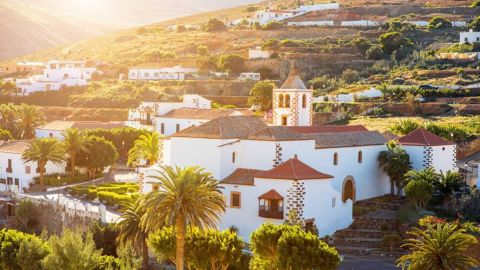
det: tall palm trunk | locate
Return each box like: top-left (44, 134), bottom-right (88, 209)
top-left (39, 166), bottom-right (44, 186)
top-left (175, 214), bottom-right (186, 270)
top-left (70, 154), bottom-right (76, 176)
top-left (390, 179), bottom-right (394, 195)
top-left (142, 238), bottom-right (149, 270)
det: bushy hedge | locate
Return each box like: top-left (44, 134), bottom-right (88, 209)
top-left (70, 183), bottom-right (139, 206)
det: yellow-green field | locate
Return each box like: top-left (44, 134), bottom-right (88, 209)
top-left (349, 116), bottom-right (480, 134)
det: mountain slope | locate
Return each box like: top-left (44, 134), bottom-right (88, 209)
top-left (0, 0), bottom-right (261, 59)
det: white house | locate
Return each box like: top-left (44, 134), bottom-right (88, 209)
top-left (272, 67), bottom-right (312, 126)
top-left (127, 94), bottom-right (212, 130)
top-left (220, 156), bottom-right (352, 239)
top-left (15, 60), bottom-right (96, 95)
top-left (248, 47), bottom-right (273, 59)
top-left (398, 128), bottom-right (457, 172)
top-left (128, 66), bottom-right (198, 81)
top-left (460, 29), bottom-right (480, 44)
top-left (253, 9), bottom-right (299, 25)
top-left (238, 73), bottom-right (261, 81)
top-left (295, 3), bottom-right (340, 12)
top-left (0, 140), bottom-right (65, 193)
top-left (35, 121), bottom-right (127, 139)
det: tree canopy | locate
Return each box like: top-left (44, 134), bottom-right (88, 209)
top-left (248, 81), bottom-right (275, 112)
top-left (250, 223), bottom-right (340, 270)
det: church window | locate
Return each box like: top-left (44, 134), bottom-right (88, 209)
top-left (285, 94), bottom-right (290, 108)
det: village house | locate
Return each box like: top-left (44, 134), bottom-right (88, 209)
top-left (127, 94), bottom-right (212, 130)
top-left (139, 68), bottom-right (458, 240)
top-left (460, 29), bottom-right (480, 43)
top-left (35, 121), bottom-right (127, 139)
top-left (0, 140), bottom-right (65, 194)
top-left (238, 72), bottom-right (261, 81)
top-left (128, 66), bottom-right (198, 81)
top-left (253, 9), bottom-right (299, 25)
top-left (398, 128), bottom-right (457, 172)
top-left (15, 60), bottom-right (96, 96)
top-left (248, 46), bottom-right (273, 59)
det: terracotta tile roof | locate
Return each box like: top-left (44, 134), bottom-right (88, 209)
top-left (220, 168), bottom-right (263, 185)
top-left (280, 66), bottom-right (307, 89)
top-left (37, 121), bottom-right (126, 131)
top-left (398, 128), bottom-right (455, 146)
top-left (0, 140), bottom-right (32, 154)
top-left (172, 115), bottom-right (267, 139)
top-left (289, 125), bottom-right (368, 134)
top-left (309, 131), bottom-right (387, 149)
top-left (248, 126), bottom-right (308, 141)
top-left (255, 156), bottom-right (333, 180)
top-left (382, 131), bottom-right (399, 142)
top-left (160, 108), bottom-right (251, 120)
top-left (259, 189), bottom-right (284, 200)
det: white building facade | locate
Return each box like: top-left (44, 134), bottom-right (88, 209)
top-left (127, 94), bottom-right (212, 130)
top-left (143, 116), bottom-right (390, 239)
top-left (0, 141), bottom-right (65, 193)
top-left (398, 128), bottom-right (457, 172)
top-left (272, 67), bottom-right (312, 126)
top-left (460, 30), bottom-right (480, 43)
top-left (16, 60), bottom-right (96, 95)
top-left (128, 66), bottom-right (198, 81)
top-left (248, 47), bottom-right (273, 59)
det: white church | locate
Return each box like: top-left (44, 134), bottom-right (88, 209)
top-left (140, 67), bottom-right (457, 240)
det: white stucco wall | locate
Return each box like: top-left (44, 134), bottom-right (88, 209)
top-left (430, 145), bottom-right (457, 172)
top-left (402, 145), bottom-right (425, 171)
top-left (460, 30), bottom-right (480, 43)
top-left (154, 118), bottom-right (207, 136)
top-left (35, 129), bottom-right (63, 139)
top-left (402, 144), bottom-right (457, 173)
top-left (220, 177), bottom-right (352, 241)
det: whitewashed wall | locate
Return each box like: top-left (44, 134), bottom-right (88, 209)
top-left (220, 177), bottom-right (352, 241)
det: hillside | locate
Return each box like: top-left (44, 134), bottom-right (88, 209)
top-left (0, 0), bottom-right (261, 59)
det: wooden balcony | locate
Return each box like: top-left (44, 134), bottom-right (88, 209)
top-left (258, 206), bottom-right (283, 219)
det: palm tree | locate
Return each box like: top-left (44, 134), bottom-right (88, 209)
top-left (397, 223), bottom-right (479, 270)
top-left (142, 166), bottom-right (226, 270)
top-left (115, 198), bottom-right (149, 270)
top-left (0, 103), bottom-right (17, 135)
top-left (378, 141), bottom-right (411, 196)
top-left (61, 128), bottom-right (86, 176)
top-left (436, 170), bottom-right (463, 199)
top-left (405, 168), bottom-right (438, 184)
top-left (390, 119), bottom-right (419, 135)
top-left (128, 132), bottom-right (160, 166)
top-left (17, 103), bottom-right (45, 139)
top-left (22, 138), bottom-right (65, 187)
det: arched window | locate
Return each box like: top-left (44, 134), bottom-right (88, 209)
top-left (302, 94), bottom-right (307, 108)
top-left (333, 153), bottom-right (338, 166)
top-left (285, 94), bottom-right (291, 108)
top-left (358, 151), bottom-right (363, 164)
top-left (342, 177), bottom-right (356, 203)
top-left (232, 152), bottom-right (236, 163)
top-left (278, 94), bottom-right (284, 108)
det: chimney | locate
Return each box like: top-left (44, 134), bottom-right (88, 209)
top-left (294, 154), bottom-right (298, 159)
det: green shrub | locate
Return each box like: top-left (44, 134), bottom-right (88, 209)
top-left (428, 17), bottom-right (452, 29)
top-left (381, 234), bottom-right (402, 251)
top-left (263, 21), bottom-right (284, 30)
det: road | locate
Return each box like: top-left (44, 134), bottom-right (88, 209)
top-left (339, 255), bottom-right (399, 270)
